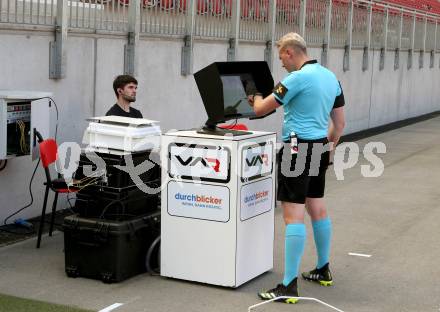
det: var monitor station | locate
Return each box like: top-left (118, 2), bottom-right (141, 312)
top-left (194, 61), bottom-right (275, 135)
top-left (161, 62), bottom-right (277, 287)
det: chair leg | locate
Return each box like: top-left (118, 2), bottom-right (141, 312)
top-left (37, 186), bottom-right (50, 249)
top-left (49, 192), bottom-right (59, 237)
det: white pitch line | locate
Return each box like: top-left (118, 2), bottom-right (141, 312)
top-left (348, 252), bottom-right (372, 258)
top-left (248, 296), bottom-right (345, 312)
top-left (98, 303), bottom-right (124, 312)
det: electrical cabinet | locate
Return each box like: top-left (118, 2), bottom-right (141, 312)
top-left (0, 91), bottom-right (52, 159)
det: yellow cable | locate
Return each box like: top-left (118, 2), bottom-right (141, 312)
top-left (73, 171), bottom-right (103, 184)
top-left (16, 120), bottom-right (28, 154)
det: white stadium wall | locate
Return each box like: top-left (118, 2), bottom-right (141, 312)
top-left (0, 30), bottom-right (439, 222)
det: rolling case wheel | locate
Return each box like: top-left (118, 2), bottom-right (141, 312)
top-left (65, 266), bottom-right (79, 278)
top-left (101, 272), bottom-right (114, 284)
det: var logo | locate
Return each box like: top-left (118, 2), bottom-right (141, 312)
top-left (246, 154), bottom-right (268, 167)
top-left (175, 156), bottom-right (221, 173)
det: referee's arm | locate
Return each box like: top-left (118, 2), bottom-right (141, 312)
top-left (249, 94), bottom-right (280, 117)
top-left (329, 107), bottom-right (345, 147)
top-left (328, 82), bottom-right (346, 147)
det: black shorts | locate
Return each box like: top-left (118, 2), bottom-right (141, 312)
top-left (277, 137), bottom-right (330, 204)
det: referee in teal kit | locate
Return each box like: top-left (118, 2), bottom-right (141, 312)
top-left (248, 32), bottom-right (346, 303)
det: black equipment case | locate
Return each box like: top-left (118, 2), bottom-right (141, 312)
top-left (75, 150), bottom-right (160, 189)
top-left (63, 212), bottom-right (160, 283)
top-left (74, 186), bottom-right (159, 218)
top-left (73, 149), bottom-right (161, 218)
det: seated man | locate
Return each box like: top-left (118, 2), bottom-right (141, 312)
top-left (106, 75), bottom-right (143, 118)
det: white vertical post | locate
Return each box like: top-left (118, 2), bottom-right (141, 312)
top-left (343, 0), bottom-right (353, 71)
top-left (321, 0), bottom-right (332, 67)
top-left (434, 20), bottom-right (438, 52)
top-left (398, 9), bottom-right (403, 50)
top-left (383, 7), bottom-right (389, 50)
top-left (363, 3), bottom-right (372, 71)
top-left (408, 11), bottom-right (416, 69)
top-left (228, 0), bottom-right (241, 61)
top-left (430, 20), bottom-right (436, 68)
top-left (265, 0), bottom-right (277, 70)
top-left (49, 0), bottom-right (67, 79)
top-left (346, 0), bottom-right (353, 48)
top-left (395, 8), bottom-right (403, 70)
top-left (423, 15), bottom-right (427, 52)
top-left (299, 0), bottom-right (307, 38)
top-left (379, 6), bottom-right (389, 70)
top-left (124, 0), bottom-right (140, 75)
top-left (181, 0), bottom-right (196, 75)
top-left (411, 12), bottom-right (416, 51)
top-left (420, 14), bottom-right (427, 68)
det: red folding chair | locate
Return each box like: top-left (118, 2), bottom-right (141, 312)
top-left (36, 132), bottom-right (79, 248)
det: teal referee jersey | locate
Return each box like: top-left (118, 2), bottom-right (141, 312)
top-left (273, 60), bottom-right (345, 142)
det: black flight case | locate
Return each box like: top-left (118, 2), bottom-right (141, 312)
top-left (63, 211), bottom-right (160, 283)
top-left (73, 149), bottom-right (161, 218)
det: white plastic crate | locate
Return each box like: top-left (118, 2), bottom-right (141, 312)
top-left (84, 116), bottom-right (161, 152)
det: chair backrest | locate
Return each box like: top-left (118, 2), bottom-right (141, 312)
top-left (39, 139), bottom-right (58, 169)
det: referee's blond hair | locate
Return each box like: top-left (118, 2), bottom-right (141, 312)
top-left (276, 32), bottom-right (307, 54)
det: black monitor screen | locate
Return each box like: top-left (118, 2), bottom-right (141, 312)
top-left (194, 61), bottom-right (274, 128)
top-left (221, 73), bottom-right (257, 119)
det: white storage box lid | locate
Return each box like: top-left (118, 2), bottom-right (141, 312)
top-left (84, 116), bottom-right (161, 152)
top-left (87, 115), bottom-right (159, 127)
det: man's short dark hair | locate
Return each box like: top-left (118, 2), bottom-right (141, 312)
top-left (113, 75), bottom-right (138, 97)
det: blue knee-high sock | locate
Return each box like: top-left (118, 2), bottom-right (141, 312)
top-left (282, 223), bottom-right (306, 286)
top-left (312, 217), bottom-right (332, 269)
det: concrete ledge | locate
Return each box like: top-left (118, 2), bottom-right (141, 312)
top-left (341, 110), bottom-right (440, 143)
